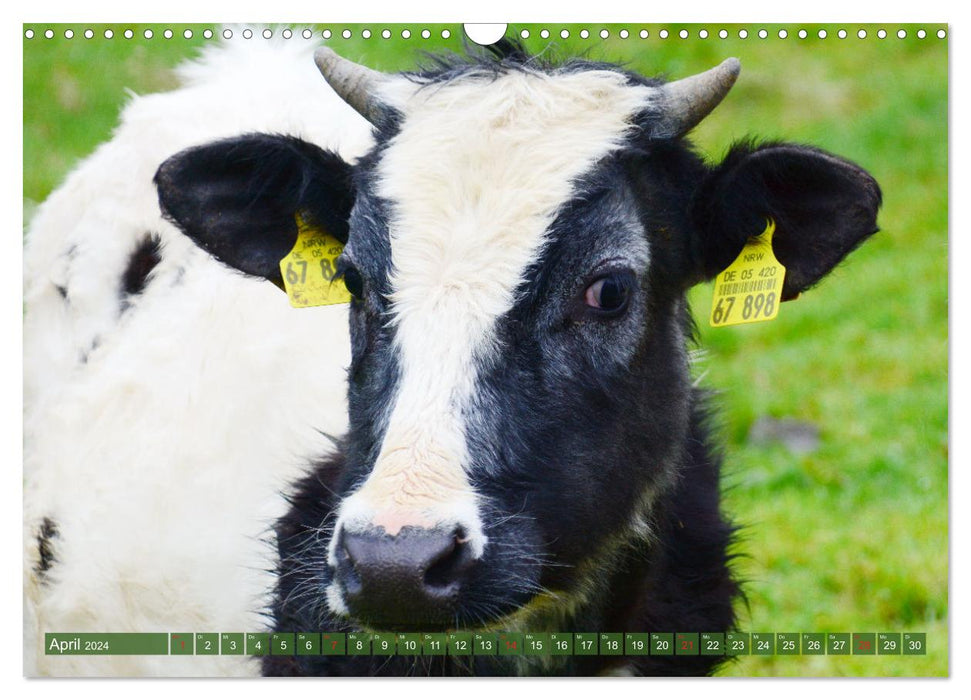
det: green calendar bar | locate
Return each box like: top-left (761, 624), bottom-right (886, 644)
top-left (44, 633), bottom-right (169, 655)
top-left (43, 631), bottom-right (932, 656)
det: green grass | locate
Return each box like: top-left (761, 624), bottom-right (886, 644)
top-left (23, 23), bottom-right (948, 677)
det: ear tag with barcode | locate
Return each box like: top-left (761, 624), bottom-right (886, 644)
top-left (279, 214), bottom-right (351, 308)
top-left (710, 219), bottom-right (786, 327)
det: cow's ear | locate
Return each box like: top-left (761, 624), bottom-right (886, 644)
top-left (155, 134), bottom-right (355, 288)
top-left (690, 142), bottom-right (881, 300)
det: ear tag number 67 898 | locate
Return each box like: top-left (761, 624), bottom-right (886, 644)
top-left (710, 219), bottom-right (786, 327)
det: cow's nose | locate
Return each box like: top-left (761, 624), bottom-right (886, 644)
top-left (335, 526), bottom-right (475, 628)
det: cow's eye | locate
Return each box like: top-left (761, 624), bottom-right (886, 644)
top-left (340, 263), bottom-right (365, 300)
top-left (584, 273), bottom-right (632, 315)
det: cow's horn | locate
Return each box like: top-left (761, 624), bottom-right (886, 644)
top-left (659, 58), bottom-right (741, 137)
top-left (314, 47), bottom-right (385, 123)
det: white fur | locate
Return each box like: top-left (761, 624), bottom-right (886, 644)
top-left (329, 69), bottom-right (657, 563)
top-left (23, 39), bottom-right (373, 677)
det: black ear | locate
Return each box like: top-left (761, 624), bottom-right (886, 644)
top-left (155, 134), bottom-right (355, 288)
top-left (691, 142), bottom-right (881, 300)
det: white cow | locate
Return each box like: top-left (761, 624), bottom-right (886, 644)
top-left (23, 38), bottom-right (371, 677)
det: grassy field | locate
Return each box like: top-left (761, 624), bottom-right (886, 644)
top-left (23, 23), bottom-right (949, 677)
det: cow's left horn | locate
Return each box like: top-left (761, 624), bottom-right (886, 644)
top-left (314, 47), bottom-right (385, 123)
top-left (658, 58), bottom-right (741, 137)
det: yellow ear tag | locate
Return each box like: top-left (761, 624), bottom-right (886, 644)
top-left (279, 214), bottom-right (351, 308)
top-left (710, 219), bottom-right (787, 327)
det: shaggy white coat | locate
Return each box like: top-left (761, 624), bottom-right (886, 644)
top-left (23, 39), bottom-right (372, 677)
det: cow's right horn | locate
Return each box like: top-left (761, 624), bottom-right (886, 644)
top-left (658, 58), bottom-right (741, 138)
top-left (314, 47), bottom-right (385, 124)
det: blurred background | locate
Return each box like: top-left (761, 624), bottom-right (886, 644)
top-left (23, 23), bottom-right (948, 676)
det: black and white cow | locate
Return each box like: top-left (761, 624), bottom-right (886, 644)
top-left (153, 41), bottom-right (880, 676)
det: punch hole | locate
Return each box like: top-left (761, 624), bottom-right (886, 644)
top-left (580, 29), bottom-right (590, 39)
top-left (600, 29), bottom-right (609, 39)
top-left (342, 29), bottom-right (352, 39)
top-left (64, 29), bottom-right (74, 39)
top-left (718, 29), bottom-right (728, 39)
top-left (659, 29), bottom-right (668, 39)
top-left (699, 29), bottom-right (708, 39)
top-left (203, 29), bottom-right (213, 39)
top-left (818, 29), bottom-right (827, 39)
top-left (541, 29), bottom-right (550, 39)
top-left (779, 29), bottom-right (788, 39)
top-left (897, 29), bottom-right (907, 39)
top-left (164, 29), bottom-right (173, 39)
top-left (184, 29), bottom-right (193, 39)
top-left (738, 29), bottom-right (748, 39)
top-left (402, 29), bottom-right (411, 39)
top-left (877, 29), bottom-right (887, 39)
top-left (937, 29), bottom-right (946, 39)
top-left (282, 28), bottom-right (292, 39)
top-left (84, 29), bottom-right (94, 39)
top-left (263, 29), bottom-right (273, 39)
top-left (382, 29), bottom-right (391, 39)
top-left (560, 29), bottom-right (570, 39)
top-left (639, 29), bottom-right (648, 39)
top-left (679, 29), bottom-right (689, 39)
top-left (421, 29), bottom-right (430, 39)
top-left (363, 29), bottom-right (372, 39)
top-left (323, 29), bottom-right (333, 39)
top-left (441, 29), bottom-right (451, 39)
top-left (24, 28), bottom-right (34, 39)
top-left (758, 29), bottom-right (767, 39)
top-left (124, 29), bottom-right (134, 39)
top-left (464, 23), bottom-right (506, 45)
top-left (838, 29), bottom-right (847, 39)
top-left (620, 29), bottom-right (629, 39)
top-left (798, 29), bottom-right (807, 39)
top-left (242, 28), bottom-right (253, 39)
top-left (858, 29), bottom-right (867, 39)
top-left (144, 29), bottom-right (154, 39)
top-left (917, 29), bottom-right (926, 39)
top-left (302, 29), bottom-right (312, 39)
top-left (222, 29), bottom-right (232, 39)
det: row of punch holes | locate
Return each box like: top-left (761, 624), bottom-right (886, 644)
top-left (24, 26), bottom-right (948, 41)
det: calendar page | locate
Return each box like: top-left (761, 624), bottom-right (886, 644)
top-left (22, 22), bottom-right (948, 678)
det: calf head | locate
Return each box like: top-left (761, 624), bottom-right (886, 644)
top-left (156, 44), bottom-right (880, 632)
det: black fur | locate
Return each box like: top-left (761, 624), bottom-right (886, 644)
top-left (35, 517), bottom-right (59, 579)
top-left (121, 234), bottom-right (162, 302)
top-left (155, 46), bottom-right (881, 677)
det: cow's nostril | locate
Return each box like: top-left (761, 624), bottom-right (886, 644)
top-left (424, 529), bottom-right (474, 591)
top-left (334, 525), bottom-right (475, 628)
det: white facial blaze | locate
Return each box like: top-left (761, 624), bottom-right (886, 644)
top-left (333, 68), bottom-right (658, 555)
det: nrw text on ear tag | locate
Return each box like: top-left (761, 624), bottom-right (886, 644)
top-left (280, 214), bottom-right (351, 308)
top-left (710, 219), bottom-right (786, 327)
